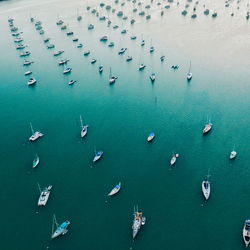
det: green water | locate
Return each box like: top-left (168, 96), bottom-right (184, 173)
top-left (1, 0), bottom-right (250, 249)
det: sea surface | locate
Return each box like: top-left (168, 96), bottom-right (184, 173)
top-left (1, 0), bottom-right (250, 249)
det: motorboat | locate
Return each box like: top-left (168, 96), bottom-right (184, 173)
top-left (83, 50), bottom-right (90, 56)
top-left (66, 31), bottom-right (74, 36)
top-left (160, 55), bottom-right (165, 61)
top-left (141, 40), bottom-right (145, 46)
top-left (108, 182), bottom-right (121, 196)
top-left (56, 20), bottom-right (64, 25)
top-left (58, 59), bottom-right (69, 65)
top-left (126, 56), bottom-right (133, 62)
top-left (72, 38), bottom-right (79, 42)
top-left (243, 220), bottom-right (250, 247)
top-left (16, 44), bottom-right (25, 49)
top-left (14, 37), bottom-right (23, 43)
top-left (147, 132), bottom-right (155, 142)
top-left (23, 60), bottom-right (33, 66)
top-left (108, 42), bottom-right (114, 47)
top-left (139, 64), bottom-right (146, 70)
top-left (93, 151), bottom-right (103, 163)
top-left (77, 43), bottom-right (83, 48)
top-left (24, 70), bottom-right (32, 76)
top-left (91, 59), bottom-right (97, 64)
top-left (150, 73), bottom-right (156, 82)
top-left (187, 61), bottom-right (192, 80)
top-left (44, 38), bottom-right (50, 43)
top-left (63, 68), bottom-right (72, 74)
top-left (54, 50), bottom-right (64, 56)
top-left (27, 78), bottom-right (37, 86)
top-left (68, 80), bottom-right (76, 85)
top-left (130, 36), bottom-right (137, 40)
top-left (47, 44), bottom-right (55, 49)
top-left (100, 36), bottom-right (108, 42)
top-left (88, 24), bottom-right (94, 30)
top-left (38, 185), bottom-right (52, 206)
top-left (118, 48), bottom-right (127, 54)
top-left (150, 46), bottom-right (154, 53)
top-left (20, 51), bottom-right (31, 57)
top-left (170, 153), bottom-right (179, 166)
top-left (121, 29), bottom-right (127, 34)
top-left (99, 65), bottom-right (104, 73)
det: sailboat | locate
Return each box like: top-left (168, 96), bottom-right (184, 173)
top-left (37, 183), bottom-right (52, 206)
top-left (170, 153), bottom-right (179, 166)
top-left (202, 170), bottom-right (211, 200)
top-left (243, 220), bottom-right (250, 247)
top-left (203, 117), bottom-right (212, 134)
top-left (132, 206), bottom-right (146, 239)
top-left (147, 132), bottom-right (155, 142)
top-left (187, 61), bottom-right (192, 80)
top-left (107, 182), bottom-right (121, 196)
top-left (33, 154), bottom-right (39, 168)
top-left (80, 115), bottom-right (89, 138)
top-left (29, 123), bottom-right (43, 142)
top-left (109, 67), bottom-right (117, 84)
top-left (93, 149), bottom-right (103, 163)
top-left (51, 215), bottom-right (70, 239)
top-left (230, 146), bottom-right (237, 160)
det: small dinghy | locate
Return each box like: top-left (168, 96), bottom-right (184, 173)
top-left (108, 182), bottom-right (121, 196)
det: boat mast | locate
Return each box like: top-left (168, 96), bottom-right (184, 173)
top-left (37, 182), bottom-right (42, 194)
top-left (80, 115), bottom-right (83, 129)
top-left (30, 122), bottom-right (34, 134)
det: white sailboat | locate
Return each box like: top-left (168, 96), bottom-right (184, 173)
top-left (230, 146), bottom-right (237, 160)
top-left (202, 170), bottom-right (211, 200)
top-left (203, 117), bottom-right (212, 134)
top-left (29, 123), bottom-right (43, 142)
top-left (107, 182), bottom-right (121, 196)
top-left (80, 115), bottom-right (89, 138)
top-left (187, 61), bottom-right (192, 80)
top-left (33, 154), bottom-right (39, 168)
top-left (109, 67), bottom-right (117, 84)
top-left (37, 183), bottom-right (52, 206)
top-left (51, 215), bottom-right (70, 239)
top-left (170, 153), bottom-right (179, 166)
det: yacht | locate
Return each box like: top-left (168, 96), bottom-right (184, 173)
top-left (150, 73), bottom-right (156, 82)
top-left (38, 184), bottom-right (52, 206)
top-left (202, 172), bottom-right (211, 200)
top-left (54, 50), bottom-right (64, 56)
top-left (83, 50), bottom-right (90, 56)
top-left (108, 182), bottom-right (121, 196)
top-left (93, 151), bottom-right (103, 163)
top-left (243, 220), bottom-right (250, 247)
top-left (91, 59), bottom-right (97, 64)
top-left (170, 153), bottom-right (179, 166)
top-left (58, 59), bottom-right (69, 65)
top-left (99, 65), bottom-right (104, 73)
top-left (51, 215), bottom-right (70, 239)
top-left (132, 206), bottom-right (146, 239)
top-left (29, 123), bottom-right (43, 142)
top-left (147, 132), bottom-right (155, 142)
top-left (118, 48), bottom-right (127, 55)
top-left (63, 67), bottom-right (72, 74)
top-left (27, 78), bottom-right (36, 86)
top-left (230, 150), bottom-right (237, 160)
top-left (68, 80), bottom-right (76, 85)
top-left (139, 64), bottom-right (146, 70)
top-left (24, 70), bottom-right (32, 76)
top-left (33, 154), bottom-right (39, 168)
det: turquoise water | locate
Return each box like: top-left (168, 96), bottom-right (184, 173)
top-left (1, 0), bottom-right (250, 249)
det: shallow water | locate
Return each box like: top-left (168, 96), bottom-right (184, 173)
top-left (1, 0), bottom-right (250, 249)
